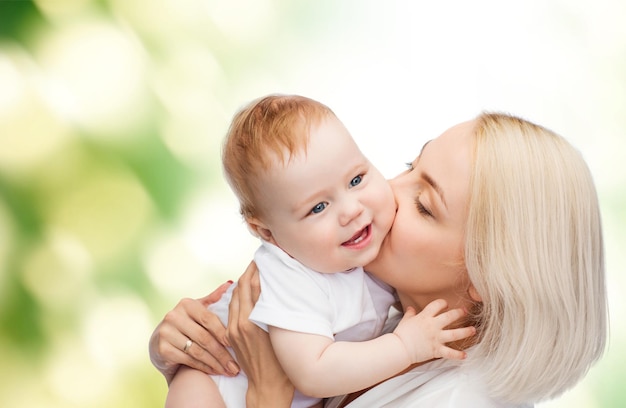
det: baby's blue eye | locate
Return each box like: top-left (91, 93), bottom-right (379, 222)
top-left (405, 162), bottom-right (414, 171)
top-left (311, 202), bottom-right (327, 214)
top-left (350, 175), bottom-right (362, 187)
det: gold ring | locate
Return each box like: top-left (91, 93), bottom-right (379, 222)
top-left (183, 339), bottom-right (192, 353)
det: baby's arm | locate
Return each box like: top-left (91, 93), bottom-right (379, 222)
top-left (269, 299), bottom-right (475, 398)
top-left (165, 366), bottom-right (226, 408)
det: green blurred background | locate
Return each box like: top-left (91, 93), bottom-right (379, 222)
top-left (0, 0), bottom-right (624, 407)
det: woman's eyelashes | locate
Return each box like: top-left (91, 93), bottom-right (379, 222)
top-left (406, 162), bottom-right (433, 217)
top-left (415, 195), bottom-right (433, 217)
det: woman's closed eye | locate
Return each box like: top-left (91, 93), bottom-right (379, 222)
top-left (415, 196), bottom-right (433, 217)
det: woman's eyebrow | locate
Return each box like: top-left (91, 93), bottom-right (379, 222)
top-left (415, 140), bottom-right (432, 163)
top-left (416, 141), bottom-right (447, 209)
top-left (421, 171), bottom-right (447, 209)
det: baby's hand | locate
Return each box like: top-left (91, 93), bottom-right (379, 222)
top-left (392, 299), bottom-right (475, 363)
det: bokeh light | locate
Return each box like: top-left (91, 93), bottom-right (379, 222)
top-left (0, 1), bottom-right (624, 407)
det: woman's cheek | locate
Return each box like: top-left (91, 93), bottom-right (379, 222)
top-left (394, 223), bottom-right (425, 269)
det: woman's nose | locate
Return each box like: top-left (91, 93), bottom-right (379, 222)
top-left (388, 175), bottom-right (402, 197)
top-left (388, 174), bottom-right (407, 208)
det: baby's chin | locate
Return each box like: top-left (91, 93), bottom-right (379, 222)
top-left (313, 245), bottom-right (383, 274)
top-left (362, 245), bottom-right (386, 274)
top-left (358, 249), bottom-right (383, 272)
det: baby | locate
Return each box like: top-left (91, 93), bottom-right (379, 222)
top-left (165, 94), bottom-right (473, 407)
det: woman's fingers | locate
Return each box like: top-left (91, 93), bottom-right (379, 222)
top-left (225, 261), bottom-right (294, 404)
top-left (236, 261), bottom-right (261, 305)
top-left (227, 279), bottom-right (242, 338)
top-left (149, 324), bottom-right (182, 383)
top-left (228, 261), bottom-right (259, 334)
top-left (198, 280), bottom-right (233, 307)
top-left (158, 332), bottom-right (220, 375)
top-left (226, 261), bottom-right (266, 363)
top-left (182, 295), bottom-right (241, 376)
top-left (159, 294), bottom-right (239, 377)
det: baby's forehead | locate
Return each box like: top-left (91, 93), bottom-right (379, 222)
top-left (254, 112), bottom-right (364, 181)
top-left (251, 117), bottom-right (320, 170)
top-left (255, 142), bottom-right (308, 175)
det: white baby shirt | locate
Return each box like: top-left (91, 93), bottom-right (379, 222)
top-left (208, 240), bottom-right (396, 408)
top-left (249, 241), bottom-right (396, 342)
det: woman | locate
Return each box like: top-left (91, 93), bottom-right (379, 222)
top-left (150, 113), bottom-right (607, 406)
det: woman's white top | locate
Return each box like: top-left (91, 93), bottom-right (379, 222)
top-left (325, 312), bottom-right (534, 408)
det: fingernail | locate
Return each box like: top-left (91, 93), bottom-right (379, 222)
top-left (227, 280), bottom-right (234, 284)
top-left (227, 361), bottom-right (240, 376)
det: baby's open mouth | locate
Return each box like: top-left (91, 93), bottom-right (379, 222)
top-left (342, 225), bottom-right (370, 246)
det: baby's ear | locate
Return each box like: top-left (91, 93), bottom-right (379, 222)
top-left (246, 217), bottom-right (274, 242)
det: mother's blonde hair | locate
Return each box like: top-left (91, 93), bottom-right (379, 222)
top-left (465, 113), bottom-right (607, 403)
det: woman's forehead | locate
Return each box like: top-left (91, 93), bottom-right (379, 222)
top-left (419, 120), bottom-right (475, 162)
top-left (418, 120), bottom-right (474, 208)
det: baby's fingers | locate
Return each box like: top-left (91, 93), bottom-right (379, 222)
top-left (436, 307), bottom-right (467, 327)
top-left (441, 326), bottom-right (476, 344)
top-left (401, 306), bottom-right (417, 319)
top-left (437, 345), bottom-right (468, 361)
top-left (420, 299), bottom-right (449, 316)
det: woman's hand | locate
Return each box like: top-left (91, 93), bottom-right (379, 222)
top-left (149, 281), bottom-right (241, 384)
top-left (227, 261), bottom-right (295, 408)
